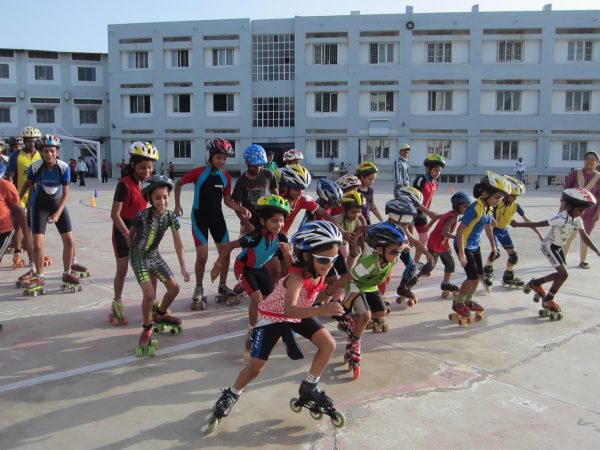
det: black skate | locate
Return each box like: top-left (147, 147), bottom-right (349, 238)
top-left (290, 380), bottom-right (345, 428)
top-left (191, 285), bottom-right (208, 311)
top-left (396, 283), bottom-right (417, 307)
top-left (215, 284), bottom-right (240, 306)
top-left (440, 282), bottom-right (459, 300)
top-left (482, 265), bottom-right (494, 293)
top-left (203, 388), bottom-right (240, 435)
top-left (501, 270), bottom-right (525, 289)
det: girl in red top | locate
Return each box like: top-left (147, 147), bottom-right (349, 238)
top-left (204, 221), bottom-right (346, 435)
top-left (109, 142), bottom-right (158, 325)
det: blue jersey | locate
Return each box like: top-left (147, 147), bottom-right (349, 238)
top-left (236, 229), bottom-right (288, 269)
top-left (456, 198), bottom-right (492, 251)
top-left (27, 159), bottom-right (70, 197)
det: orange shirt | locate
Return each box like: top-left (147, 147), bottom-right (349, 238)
top-left (0, 179), bottom-right (21, 233)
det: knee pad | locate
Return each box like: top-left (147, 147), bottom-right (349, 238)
top-left (508, 252), bottom-right (518, 265)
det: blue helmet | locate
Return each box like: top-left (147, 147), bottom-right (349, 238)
top-left (451, 192), bottom-right (474, 212)
top-left (316, 179), bottom-right (343, 206)
top-left (365, 222), bottom-right (407, 249)
top-left (243, 144), bottom-right (268, 166)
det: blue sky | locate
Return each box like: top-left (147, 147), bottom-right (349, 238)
top-left (3, 0), bottom-right (599, 52)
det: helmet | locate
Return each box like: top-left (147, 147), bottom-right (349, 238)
top-left (451, 192), bottom-right (474, 212)
top-left (21, 127), bottom-right (41, 138)
top-left (365, 222), bottom-right (407, 249)
top-left (400, 143), bottom-right (411, 151)
top-left (129, 141), bottom-right (159, 161)
top-left (396, 186), bottom-right (424, 207)
top-left (424, 153), bottom-right (446, 168)
top-left (385, 197), bottom-right (417, 217)
top-left (336, 174), bottom-right (361, 190)
top-left (256, 194), bottom-right (291, 218)
top-left (280, 165), bottom-right (311, 190)
top-left (291, 220), bottom-right (343, 252)
top-left (141, 175), bottom-right (174, 201)
top-left (341, 190), bottom-right (366, 209)
top-left (243, 144), bottom-right (268, 166)
top-left (8, 137), bottom-right (23, 146)
top-left (316, 179), bottom-right (343, 206)
top-left (355, 161), bottom-right (378, 177)
top-left (283, 149), bottom-right (304, 163)
top-left (480, 171), bottom-right (510, 195)
top-left (40, 135), bottom-right (61, 148)
top-left (207, 138), bottom-right (233, 156)
top-left (562, 188), bottom-right (597, 208)
top-left (503, 175), bottom-right (526, 196)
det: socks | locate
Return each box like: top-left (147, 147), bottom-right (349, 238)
top-left (305, 372), bottom-right (320, 384)
top-left (72, 256), bottom-right (77, 265)
top-left (230, 385), bottom-right (243, 396)
top-left (63, 271), bottom-right (71, 277)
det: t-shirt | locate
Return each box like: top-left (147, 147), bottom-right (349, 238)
top-left (113, 175), bottom-right (147, 220)
top-left (179, 166), bottom-right (232, 216)
top-left (7, 149), bottom-right (41, 208)
top-left (232, 170), bottom-right (277, 214)
top-left (494, 199), bottom-right (525, 230)
top-left (27, 159), bottom-right (70, 196)
top-left (334, 213), bottom-right (360, 233)
top-left (357, 186), bottom-right (374, 223)
top-left (413, 174), bottom-right (438, 210)
top-left (263, 161), bottom-right (278, 172)
top-left (457, 198), bottom-right (493, 251)
top-left (283, 193), bottom-right (319, 234)
top-left (130, 208), bottom-right (180, 253)
top-left (0, 179), bottom-right (20, 233)
top-left (428, 210), bottom-right (459, 253)
top-left (237, 229), bottom-right (288, 268)
top-left (545, 210), bottom-right (583, 247)
top-left (350, 253), bottom-right (395, 293)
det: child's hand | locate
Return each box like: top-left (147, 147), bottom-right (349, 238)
top-left (319, 301), bottom-right (344, 317)
top-left (279, 242), bottom-right (292, 257)
top-left (459, 253), bottom-right (467, 267)
top-left (174, 206), bottom-right (183, 217)
top-left (239, 207), bottom-right (251, 220)
top-left (181, 269), bottom-right (190, 282)
top-left (210, 261), bottom-right (221, 283)
top-left (510, 219), bottom-right (517, 228)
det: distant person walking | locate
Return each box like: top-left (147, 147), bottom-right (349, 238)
top-left (515, 157), bottom-right (526, 182)
top-left (76, 157), bottom-right (88, 187)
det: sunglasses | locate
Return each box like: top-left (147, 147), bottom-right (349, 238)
top-left (313, 254), bottom-right (339, 265)
top-left (388, 249), bottom-right (403, 256)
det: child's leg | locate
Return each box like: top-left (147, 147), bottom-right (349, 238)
top-left (308, 328), bottom-right (336, 378)
top-left (139, 281), bottom-right (157, 326)
top-left (414, 231), bottom-right (428, 263)
top-left (215, 242), bottom-right (231, 285)
top-left (32, 234), bottom-right (45, 275)
top-left (0, 230), bottom-right (15, 263)
top-left (113, 256), bottom-right (129, 299)
top-left (158, 278), bottom-right (180, 312)
top-left (232, 358), bottom-right (268, 391)
top-left (580, 240), bottom-right (590, 266)
top-left (546, 265), bottom-right (569, 301)
top-left (194, 244), bottom-right (208, 285)
top-left (59, 232), bottom-right (75, 273)
top-left (248, 291), bottom-right (263, 327)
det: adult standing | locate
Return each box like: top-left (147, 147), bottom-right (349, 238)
top-left (76, 157), bottom-right (88, 187)
top-left (393, 143), bottom-right (411, 199)
top-left (101, 159), bottom-right (109, 183)
top-left (168, 162), bottom-right (175, 180)
top-left (117, 159), bottom-right (127, 180)
top-left (69, 159), bottom-right (78, 185)
top-left (563, 151), bottom-right (600, 268)
top-left (515, 157), bottom-right (526, 182)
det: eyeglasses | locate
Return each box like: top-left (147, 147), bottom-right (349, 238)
top-left (313, 254), bottom-right (338, 265)
top-left (388, 249), bottom-right (403, 256)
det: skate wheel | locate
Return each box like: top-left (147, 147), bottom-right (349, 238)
top-left (556, 313), bottom-right (563, 320)
top-left (147, 346), bottom-right (156, 357)
top-left (152, 326), bottom-right (161, 334)
top-left (150, 339), bottom-right (159, 349)
top-left (538, 309), bottom-right (547, 318)
top-left (441, 291), bottom-right (449, 299)
top-left (407, 299), bottom-right (414, 307)
top-left (169, 327), bottom-right (178, 336)
top-left (135, 346), bottom-right (143, 357)
top-left (458, 318), bottom-right (468, 326)
top-left (396, 296), bottom-right (404, 304)
top-left (331, 411), bottom-right (346, 428)
top-left (203, 417), bottom-right (220, 436)
top-left (475, 313), bottom-right (484, 322)
top-left (290, 397), bottom-right (302, 413)
top-left (352, 364), bottom-right (361, 380)
top-left (310, 409), bottom-right (324, 420)
top-left (382, 323), bottom-right (389, 332)
top-left (533, 295), bottom-right (541, 303)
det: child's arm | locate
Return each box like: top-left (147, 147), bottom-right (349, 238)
top-left (172, 228), bottom-right (190, 282)
top-left (174, 178), bottom-right (187, 217)
top-left (283, 273), bottom-right (345, 318)
top-left (370, 193), bottom-right (383, 222)
top-left (406, 231), bottom-right (435, 269)
top-left (441, 216), bottom-right (457, 240)
top-left (224, 194), bottom-right (251, 220)
top-left (521, 214), bottom-right (544, 241)
top-left (578, 229), bottom-right (600, 257)
top-left (18, 180), bottom-right (32, 201)
top-left (484, 222), bottom-right (498, 257)
top-left (511, 219), bottom-right (550, 228)
top-left (48, 185), bottom-right (70, 224)
top-left (278, 242), bottom-right (293, 279)
top-left (455, 223), bottom-right (467, 267)
top-left (210, 240), bottom-right (241, 282)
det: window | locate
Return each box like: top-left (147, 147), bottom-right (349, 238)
top-left (0, 107), bottom-right (10, 123)
top-left (212, 48), bottom-right (233, 67)
top-left (128, 51), bottom-right (149, 69)
top-left (496, 91), bottom-right (521, 112)
top-left (369, 92), bottom-right (394, 112)
top-left (316, 140), bottom-right (339, 159)
top-left (315, 92), bottom-right (338, 112)
top-left (427, 140), bottom-right (452, 159)
top-left (171, 50), bottom-right (189, 68)
top-left (79, 109), bottom-right (98, 124)
top-left (36, 108), bottom-right (55, 124)
top-left (366, 139), bottom-right (391, 159)
top-left (34, 65), bottom-right (54, 80)
top-left (369, 43), bottom-right (393, 64)
top-left (174, 140), bottom-right (192, 159)
top-left (567, 41), bottom-right (592, 62)
top-left (428, 91), bottom-right (453, 111)
top-left (252, 34), bottom-right (295, 81)
top-left (173, 94), bottom-right (191, 113)
top-left (497, 41), bottom-right (522, 62)
top-left (494, 141), bottom-right (518, 160)
top-left (77, 67), bottom-right (96, 82)
top-left (566, 91), bottom-right (591, 112)
top-left (314, 44), bottom-right (337, 65)
top-left (427, 42), bottom-right (452, 63)
top-left (0, 63), bottom-right (8, 79)
top-left (252, 97), bottom-right (295, 127)
top-left (562, 141), bottom-right (587, 160)
top-left (213, 94), bottom-right (234, 112)
top-left (129, 95), bottom-right (151, 114)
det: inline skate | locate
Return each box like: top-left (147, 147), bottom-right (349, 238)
top-left (448, 302), bottom-right (473, 326)
top-left (501, 270), bottom-right (525, 288)
top-left (440, 282), bottom-right (459, 300)
top-left (191, 285), bottom-right (207, 311)
top-left (61, 273), bottom-right (82, 293)
top-left (215, 284), bottom-right (240, 306)
top-left (108, 299), bottom-right (128, 326)
top-left (135, 326), bottom-right (158, 357)
top-left (290, 381), bottom-right (345, 428)
top-left (343, 336), bottom-right (361, 380)
top-left (482, 265), bottom-right (494, 293)
top-left (523, 279), bottom-right (547, 304)
top-left (23, 276), bottom-right (47, 297)
top-left (152, 303), bottom-right (182, 335)
top-left (203, 388), bottom-right (240, 435)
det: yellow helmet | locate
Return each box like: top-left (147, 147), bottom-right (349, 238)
top-left (129, 141), bottom-right (159, 161)
top-left (341, 190), bottom-right (366, 209)
top-left (503, 175), bottom-right (526, 196)
top-left (355, 161), bottom-right (378, 177)
top-left (21, 126), bottom-right (41, 138)
top-left (480, 171), bottom-right (510, 195)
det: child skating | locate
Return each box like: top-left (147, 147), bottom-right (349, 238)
top-left (355, 162), bottom-right (383, 225)
top-left (511, 188), bottom-right (599, 320)
top-left (129, 175), bottom-right (190, 356)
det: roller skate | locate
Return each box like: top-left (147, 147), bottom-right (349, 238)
top-left (290, 381), bottom-right (345, 428)
top-left (22, 276), bottom-right (47, 297)
top-left (482, 265), bottom-right (494, 293)
top-left (383, 297), bottom-right (392, 315)
top-left (448, 302), bottom-right (473, 326)
top-left (60, 272), bottom-right (82, 293)
top-left (343, 336), bottom-right (361, 380)
top-left (465, 300), bottom-right (485, 321)
top-left (191, 285), bottom-right (208, 310)
top-left (440, 282), bottom-right (459, 300)
top-left (396, 281), bottom-right (417, 307)
top-left (203, 387), bottom-right (240, 435)
top-left (12, 252), bottom-right (25, 270)
top-left (233, 281), bottom-right (246, 298)
top-left (366, 317), bottom-right (389, 333)
top-left (501, 270), bottom-right (525, 288)
top-left (336, 311), bottom-right (355, 336)
top-left (6, 244), bottom-right (15, 254)
top-left (70, 262), bottom-right (90, 278)
top-left (15, 269), bottom-right (35, 288)
top-left (108, 299), bottom-right (128, 326)
top-left (43, 256), bottom-right (53, 267)
top-left (135, 326), bottom-right (158, 357)
top-left (152, 303), bottom-right (183, 335)
top-left (243, 326), bottom-right (253, 361)
top-left (539, 299), bottom-right (562, 321)
top-left (523, 279), bottom-right (547, 304)
top-left (215, 284), bottom-right (240, 306)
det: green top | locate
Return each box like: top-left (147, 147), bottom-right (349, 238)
top-left (263, 161), bottom-right (278, 172)
top-left (350, 252), bottom-right (394, 293)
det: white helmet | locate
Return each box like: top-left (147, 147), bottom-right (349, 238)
top-left (336, 174), bottom-right (361, 190)
top-left (283, 149), bottom-right (304, 163)
top-left (280, 165), bottom-right (311, 189)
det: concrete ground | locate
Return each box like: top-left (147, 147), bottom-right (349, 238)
top-left (1, 178), bottom-right (599, 450)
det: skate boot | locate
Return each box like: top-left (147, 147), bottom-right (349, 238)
top-left (43, 256), bottom-right (53, 267)
top-left (523, 279), bottom-right (547, 303)
top-left (108, 299), bottom-right (128, 326)
top-left (61, 272), bottom-right (82, 293)
top-left (440, 282), bottom-right (459, 300)
top-left (366, 317), bottom-right (388, 333)
top-left (290, 381), bottom-right (345, 428)
top-left (344, 336), bottom-right (361, 380)
top-left (23, 276), bottom-right (47, 297)
top-left (465, 300), bottom-right (485, 321)
top-left (216, 284), bottom-right (240, 306)
top-left (152, 303), bottom-right (183, 335)
top-left (71, 263), bottom-right (90, 278)
top-left (448, 302), bottom-right (473, 326)
top-left (396, 282), bottom-right (417, 307)
top-left (383, 297), bottom-right (392, 315)
top-left (336, 311), bottom-right (355, 336)
top-left (191, 285), bottom-right (208, 311)
top-left (12, 252), bottom-right (25, 270)
top-left (203, 388), bottom-right (240, 435)
top-left (501, 270), bottom-right (525, 288)
top-left (135, 326), bottom-right (158, 357)
top-left (482, 265), bottom-right (494, 293)
top-left (15, 269), bottom-right (35, 288)
top-left (539, 299), bottom-right (562, 321)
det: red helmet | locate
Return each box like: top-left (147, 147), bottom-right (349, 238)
top-left (207, 138), bottom-right (233, 156)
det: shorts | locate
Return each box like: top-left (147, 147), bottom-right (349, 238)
top-left (457, 247), bottom-right (483, 281)
top-left (540, 239), bottom-right (566, 268)
top-left (493, 227), bottom-right (514, 250)
top-left (129, 250), bottom-right (174, 284)
top-left (112, 218), bottom-right (132, 258)
top-left (429, 249), bottom-right (456, 274)
top-left (0, 230), bottom-right (15, 262)
top-left (192, 210), bottom-right (229, 246)
top-left (343, 290), bottom-right (386, 315)
top-left (250, 318), bottom-right (323, 361)
top-left (30, 192), bottom-right (72, 235)
top-left (234, 259), bottom-right (272, 296)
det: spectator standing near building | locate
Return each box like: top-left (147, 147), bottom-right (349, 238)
top-left (76, 157), bottom-right (88, 187)
top-left (168, 162), bottom-right (175, 180)
top-left (393, 143), bottom-right (411, 199)
top-left (515, 157), bottom-right (526, 182)
top-left (101, 159), bottom-right (109, 183)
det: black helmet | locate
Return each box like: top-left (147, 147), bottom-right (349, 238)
top-left (141, 175), bottom-right (174, 201)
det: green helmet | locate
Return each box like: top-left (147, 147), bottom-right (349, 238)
top-left (256, 194), bottom-right (291, 218)
top-left (424, 153), bottom-right (446, 168)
